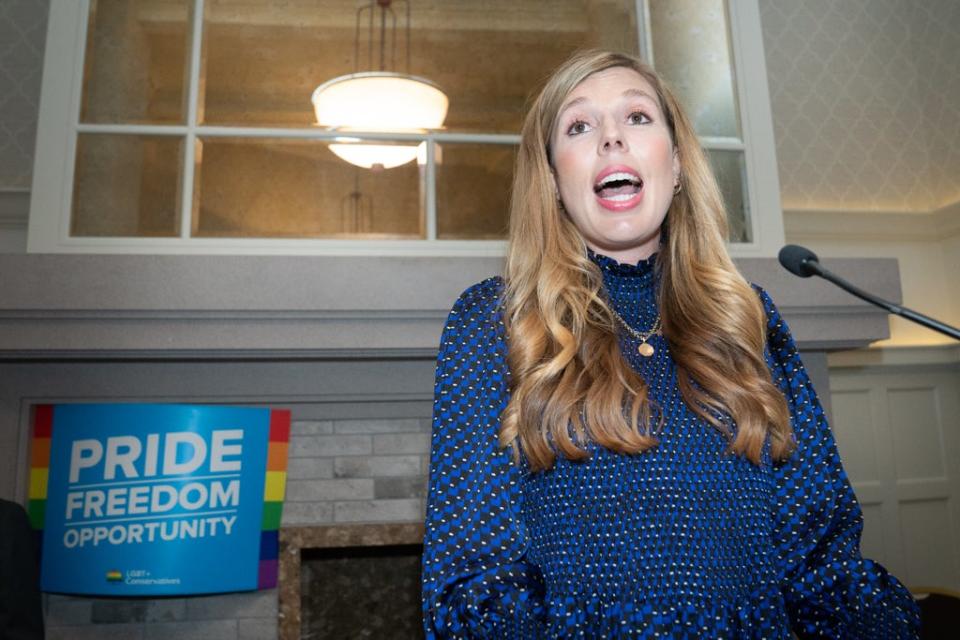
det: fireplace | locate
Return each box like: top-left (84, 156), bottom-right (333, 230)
top-left (0, 253), bottom-right (897, 638)
top-left (278, 523), bottom-right (426, 639)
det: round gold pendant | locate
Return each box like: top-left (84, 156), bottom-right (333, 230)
top-left (637, 342), bottom-right (655, 357)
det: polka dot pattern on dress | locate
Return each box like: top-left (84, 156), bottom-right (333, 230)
top-left (421, 253), bottom-right (920, 639)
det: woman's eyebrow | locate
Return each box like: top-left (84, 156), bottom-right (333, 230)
top-left (558, 96), bottom-right (587, 118)
top-left (623, 88), bottom-right (657, 103)
top-left (559, 88), bottom-right (657, 118)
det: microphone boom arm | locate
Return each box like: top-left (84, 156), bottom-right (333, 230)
top-left (804, 259), bottom-right (960, 341)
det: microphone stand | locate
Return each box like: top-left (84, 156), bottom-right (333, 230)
top-left (801, 259), bottom-right (960, 341)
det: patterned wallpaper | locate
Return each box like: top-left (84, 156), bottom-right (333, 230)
top-left (0, 0), bottom-right (48, 190)
top-left (761, 0), bottom-right (960, 212)
top-left (912, 0), bottom-right (960, 209)
top-left (1, 1), bottom-right (958, 213)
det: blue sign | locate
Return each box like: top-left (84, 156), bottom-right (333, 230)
top-left (38, 404), bottom-right (275, 596)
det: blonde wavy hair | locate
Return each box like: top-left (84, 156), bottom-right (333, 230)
top-left (501, 50), bottom-right (794, 471)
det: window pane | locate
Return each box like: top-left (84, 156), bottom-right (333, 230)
top-left (81, 0), bottom-right (191, 124)
top-left (649, 0), bottom-right (740, 137)
top-left (72, 134), bottom-right (183, 237)
top-left (706, 149), bottom-right (751, 243)
top-left (201, 1), bottom-right (638, 131)
top-left (193, 138), bottom-right (423, 238)
top-left (436, 144), bottom-right (515, 239)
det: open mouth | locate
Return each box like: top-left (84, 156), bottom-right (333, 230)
top-left (593, 171), bottom-right (643, 202)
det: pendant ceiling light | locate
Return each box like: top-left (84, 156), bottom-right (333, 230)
top-left (311, 0), bottom-right (448, 170)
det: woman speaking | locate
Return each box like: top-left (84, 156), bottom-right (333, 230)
top-left (421, 49), bottom-right (919, 639)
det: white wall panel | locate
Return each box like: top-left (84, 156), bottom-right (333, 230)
top-left (859, 503), bottom-right (887, 565)
top-left (889, 387), bottom-right (947, 480)
top-left (831, 389), bottom-right (881, 484)
top-left (899, 499), bottom-right (959, 588)
top-left (830, 359), bottom-right (960, 591)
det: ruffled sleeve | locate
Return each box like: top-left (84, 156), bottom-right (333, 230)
top-left (421, 279), bottom-right (547, 639)
top-left (759, 287), bottom-right (920, 638)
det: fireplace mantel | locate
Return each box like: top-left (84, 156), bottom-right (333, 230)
top-left (0, 254), bottom-right (899, 359)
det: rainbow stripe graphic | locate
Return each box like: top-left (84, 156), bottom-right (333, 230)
top-left (27, 405), bottom-right (53, 531)
top-left (258, 409), bottom-right (290, 589)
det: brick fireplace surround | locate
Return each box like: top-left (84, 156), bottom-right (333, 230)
top-left (0, 254), bottom-right (899, 638)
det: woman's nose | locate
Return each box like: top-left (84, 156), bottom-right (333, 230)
top-left (599, 126), bottom-right (627, 152)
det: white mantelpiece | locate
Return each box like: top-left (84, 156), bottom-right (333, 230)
top-left (0, 255), bottom-right (898, 358)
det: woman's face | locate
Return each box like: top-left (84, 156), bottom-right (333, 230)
top-left (551, 67), bottom-right (679, 265)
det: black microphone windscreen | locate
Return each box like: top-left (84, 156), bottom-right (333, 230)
top-left (778, 244), bottom-right (820, 278)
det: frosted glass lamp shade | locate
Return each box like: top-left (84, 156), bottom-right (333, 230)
top-left (312, 72), bottom-right (448, 169)
top-left (312, 72), bottom-right (448, 131)
top-left (328, 141), bottom-right (427, 170)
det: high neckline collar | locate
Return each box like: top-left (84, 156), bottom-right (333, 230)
top-left (588, 249), bottom-right (659, 278)
top-left (587, 249), bottom-right (659, 325)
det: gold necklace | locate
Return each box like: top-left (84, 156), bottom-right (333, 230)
top-left (610, 308), bottom-right (662, 357)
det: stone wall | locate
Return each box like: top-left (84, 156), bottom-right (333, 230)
top-left (283, 417), bottom-right (430, 527)
top-left (45, 591), bottom-right (278, 640)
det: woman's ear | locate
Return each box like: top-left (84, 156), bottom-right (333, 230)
top-left (550, 169), bottom-right (562, 204)
top-left (672, 148), bottom-right (681, 186)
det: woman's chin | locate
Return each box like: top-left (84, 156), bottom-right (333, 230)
top-left (586, 235), bottom-right (661, 264)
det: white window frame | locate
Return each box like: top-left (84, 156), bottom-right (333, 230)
top-left (28, 0), bottom-right (784, 257)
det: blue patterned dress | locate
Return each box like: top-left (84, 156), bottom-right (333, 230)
top-left (421, 252), bottom-right (920, 639)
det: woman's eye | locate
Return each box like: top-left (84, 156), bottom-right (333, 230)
top-left (567, 120), bottom-right (590, 135)
top-left (628, 111), bottom-right (651, 125)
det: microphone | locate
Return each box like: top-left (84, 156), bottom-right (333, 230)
top-left (778, 244), bottom-right (960, 341)
top-left (777, 244), bottom-right (824, 278)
